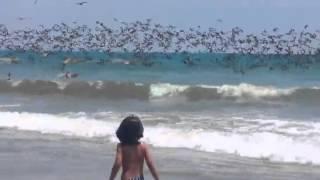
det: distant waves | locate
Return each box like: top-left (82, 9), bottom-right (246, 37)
top-left (0, 80), bottom-right (319, 103)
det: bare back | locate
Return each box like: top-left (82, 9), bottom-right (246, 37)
top-left (109, 143), bottom-right (159, 180)
top-left (120, 143), bottom-right (145, 180)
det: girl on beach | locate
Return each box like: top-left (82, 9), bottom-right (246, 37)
top-left (109, 115), bottom-right (160, 180)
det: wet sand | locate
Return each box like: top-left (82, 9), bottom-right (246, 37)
top-left (1, 130), bottom-right (320, 180)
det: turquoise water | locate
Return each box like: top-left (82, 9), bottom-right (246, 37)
top-left (1, 51), bottom-right (320, 86)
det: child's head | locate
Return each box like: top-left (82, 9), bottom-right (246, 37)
top-left (116, 115), bottom-right (144, 145)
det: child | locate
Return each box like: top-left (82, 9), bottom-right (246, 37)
top-left (109, 115), bottom-right (160, 180)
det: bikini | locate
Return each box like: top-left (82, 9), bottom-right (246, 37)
top-left (129, 175), bottom-right (144, 180)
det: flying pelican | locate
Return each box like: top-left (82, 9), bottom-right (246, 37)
top-left (76, 1), bottom-right (88, 6)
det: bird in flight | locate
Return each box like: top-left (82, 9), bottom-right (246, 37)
top-left (76, 1), bottom-right (88, 6)
top-left (17, 17), bottom-right (31, 21)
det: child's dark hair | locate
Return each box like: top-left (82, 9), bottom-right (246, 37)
top-left (116, 115), bottom-right (144, 145)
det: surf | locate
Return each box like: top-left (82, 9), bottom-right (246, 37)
top-left (1, 80), bottom-right (320, 103)
top-left (0, 111), bottom-right (320, 165)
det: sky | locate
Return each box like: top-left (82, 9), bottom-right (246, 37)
top-left (1, 0), bottom-right (320, 32)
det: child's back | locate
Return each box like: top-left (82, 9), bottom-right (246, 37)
top-left (120, 143), bottom-right (144, 180)
top-left (109, 115), bottom-right (159, 180)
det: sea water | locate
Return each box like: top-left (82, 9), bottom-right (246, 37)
top-left (0, 51), bottom-right (320, 179)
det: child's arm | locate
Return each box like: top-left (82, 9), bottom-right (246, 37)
top-left (143, 144), bottom-right (160, 180)
top-left (109, 144), bottom-right (122, 180)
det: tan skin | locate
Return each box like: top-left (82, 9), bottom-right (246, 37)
top-left (109, 143), bottom-right (159, 180)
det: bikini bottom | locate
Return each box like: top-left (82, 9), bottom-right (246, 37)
top-left (129, 175), bottom-right (144, 180)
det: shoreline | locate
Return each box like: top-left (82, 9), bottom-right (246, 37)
top-left (1, 130), bottom-right (320, 180)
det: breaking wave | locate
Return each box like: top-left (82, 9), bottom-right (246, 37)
top-left (0, 80), bottom-right (319, 103)
top-left (0, 111), bottom-right (320, 164)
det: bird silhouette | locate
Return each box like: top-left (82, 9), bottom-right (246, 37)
top-left (76, 1), bottom-right (88, 5)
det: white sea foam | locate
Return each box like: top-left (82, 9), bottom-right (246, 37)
top-left (0, 104), bottom-right (21, 108)
top-left (0, 111), bottom-right (320, 164)
top-left (0, 57), bottom-right (19, 64)
top-left (94, 80), bottom-right (104, 89)
top-left (11, 80), bottom-right (22, 87)
top-left (216, 83), bottom-right (294, 98)
top-left (0, 111), bottom-right (117, 137)
top-left (145, 126), bottom-right (320, 164)
top-left (150, 83), bottom-right (296, 99)
top-left (150, 83), bottom-right (188, 98)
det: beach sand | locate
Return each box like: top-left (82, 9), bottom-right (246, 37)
top-left (1, 130), bottom-right (320, 180)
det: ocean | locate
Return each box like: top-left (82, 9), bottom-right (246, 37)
top-left (1, 51), bottom-right (320, 180)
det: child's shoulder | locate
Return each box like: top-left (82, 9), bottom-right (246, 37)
top-left (139, 142), bottom-right (146, 147)
top-left (138, 142), bottom-right (151, 152)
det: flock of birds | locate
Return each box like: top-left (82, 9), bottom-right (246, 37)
top-left (1, 18), bottom-right (320, 72)
top-left (34, 0), bottom-right (88, 5)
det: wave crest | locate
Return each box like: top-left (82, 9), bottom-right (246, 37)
top-left (0, 80), bottom-right (319, 103)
